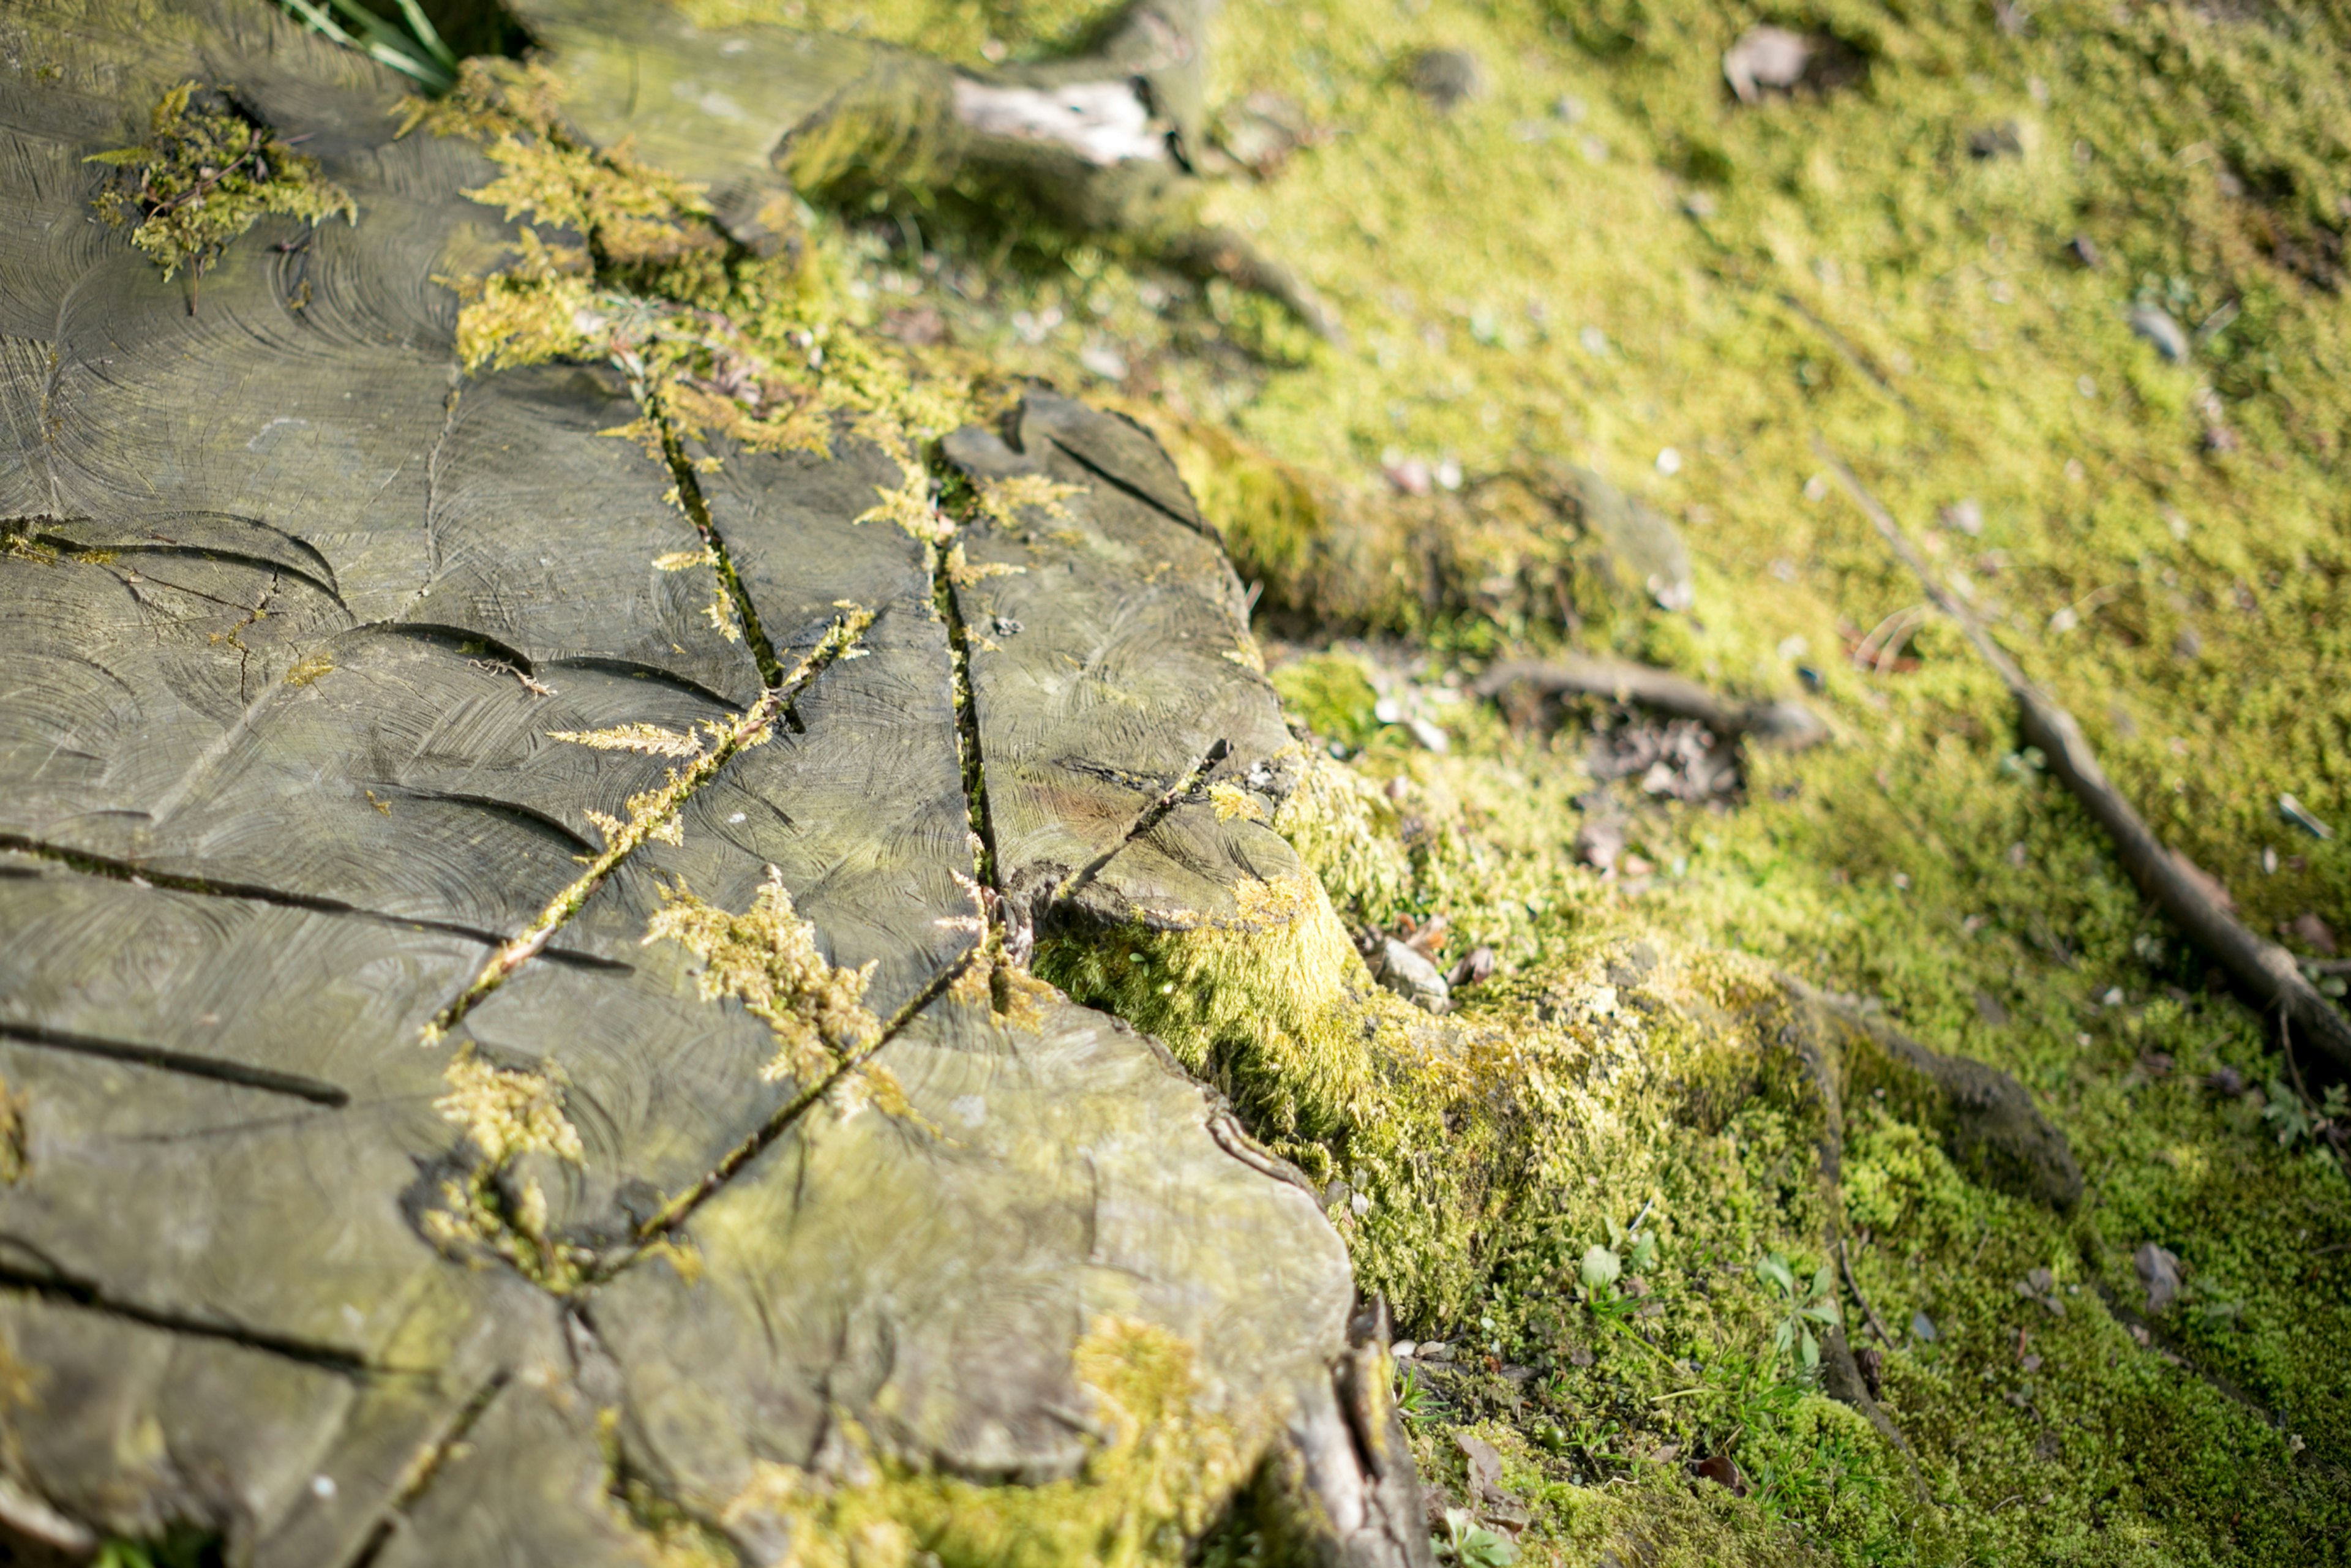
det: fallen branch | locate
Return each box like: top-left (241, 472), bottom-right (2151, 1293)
top-left (1472, 656), bottom-right (1828, 748)
top-left (1816, 438), bottom-right (2351, 1073)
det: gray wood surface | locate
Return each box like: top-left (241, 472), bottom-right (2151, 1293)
top-left (0, 3), bottom-right (1395, 1561)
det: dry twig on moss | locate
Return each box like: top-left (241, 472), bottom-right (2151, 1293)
top-left (1817, 437), bottom-right (2351, 1073)
top-left (1474, 655), bottom-right (1828, 748)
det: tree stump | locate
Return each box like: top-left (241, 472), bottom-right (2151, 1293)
top-left (0, 2), bottom-right (1425, 1561)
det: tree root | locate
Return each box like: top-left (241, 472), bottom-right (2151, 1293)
top-left (1819, 440), bottom-right (2351, 1074)
top-left (1474, 656), bottom-right (1828, 749)
top-left (1775, 979), bottom-right (2084, 1498)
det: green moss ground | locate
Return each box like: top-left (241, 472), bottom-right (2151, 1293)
top-left (391, 0), bottom-right (2351, 1559)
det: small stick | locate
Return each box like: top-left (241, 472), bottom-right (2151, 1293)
top-left (1474, 655), bottom-right (1828, 749)
top-left (1817, 438), bottom-right (2351, 1074)
top-left (1839, 1235), bottom-right (1894, 1347)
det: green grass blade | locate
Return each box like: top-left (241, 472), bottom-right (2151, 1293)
top-left (387, 0), bottom-right (458, 69)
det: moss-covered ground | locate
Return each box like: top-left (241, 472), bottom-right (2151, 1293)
top-left (359, 0), bottom-right (2351, 1559)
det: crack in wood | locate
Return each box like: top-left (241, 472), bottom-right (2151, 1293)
top-left (1041, 431), bottom-right (1212, 537)
top-left (0, 1248), bottom-right (380, 1378)
top-left (1051, 736), bottom-right (1229, 910)
top-left (32, 528), bottom-right (347, 609)
top-left (419, 609), bottom-right (872, 1043)
top-left (930, 532), bottom-right (1002, 895)
top-left (0, 832), bottom-right (514, 951)
top-left (618, 942), bottom-right (981, 1250)
top-left (0, 1022), bottom-right (350, 1106)
top-left (344, 1370), bottom-right (513, 1568)
top-left (656, 421), bottom-right (784, 688)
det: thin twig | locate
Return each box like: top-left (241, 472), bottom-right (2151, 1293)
top-left (1474, 656), bottom-right (1828, 748)
top-left (1839, 1236), bottom-right (1894, 1347)
top-left (1816, 437), bottom-right (2351, 1075)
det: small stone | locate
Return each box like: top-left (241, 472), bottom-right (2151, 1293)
top-left (1911, 1311), bottom-right (1938, 1343)
top-left (1723, 25), bottom-right (1812, 103)
top-left (2064, 235), bottom-right (2104, 269)
top-left (1391, 1339), bottom-right (1417, 1359)
top-left (1078, 339), bottom-right (1129, 381)
top-left (1403, 48), bottom-right (1483, 112)
top-left (1377, 937), bottom-right (1450, 1013)
top-left (1940, 497), bottom-right (1985, 536)
top-left (1420, 1341), bottom-right (1455, 1362)
top-left (2135, 1242), bottom-right (2182, 1315)
top-left (1568, 1345), bottom-right (1594, 1367)
top-left (2128, 304), bottom-right (2189, 364)
top-left (2206, 1065), bottom-right (2246, 1098)
top-left (1968, 123), bottom-right (2025, 160)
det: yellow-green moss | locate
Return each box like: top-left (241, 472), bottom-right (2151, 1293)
top-left (643, 868), bottom-right (891, 1098)
top-left (90, 81), bottom-right (355, 281)
top-left (421, 1045), bottom-right (595, 1289)
top-left (1269, 656), bottom-right (1379, 752)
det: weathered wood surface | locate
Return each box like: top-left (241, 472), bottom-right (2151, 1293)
top-left (0, 3), bottom-right (1414, 1561)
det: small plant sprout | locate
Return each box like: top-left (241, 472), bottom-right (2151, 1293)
top-left (1395, 1362), bottom-right (1434, 1426)
top-left (1434, 1508), bottom-right (1520, 1567)
top-left (1579, 1204), bottom-right (1662, 1337)
top-left (1757, 1252), bottom-right (1840, 1375)
top-left (2263, 1077), bottom-right (2349, 1153)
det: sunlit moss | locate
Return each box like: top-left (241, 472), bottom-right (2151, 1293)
top-left (90, 81), bottom-right (355, 282)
